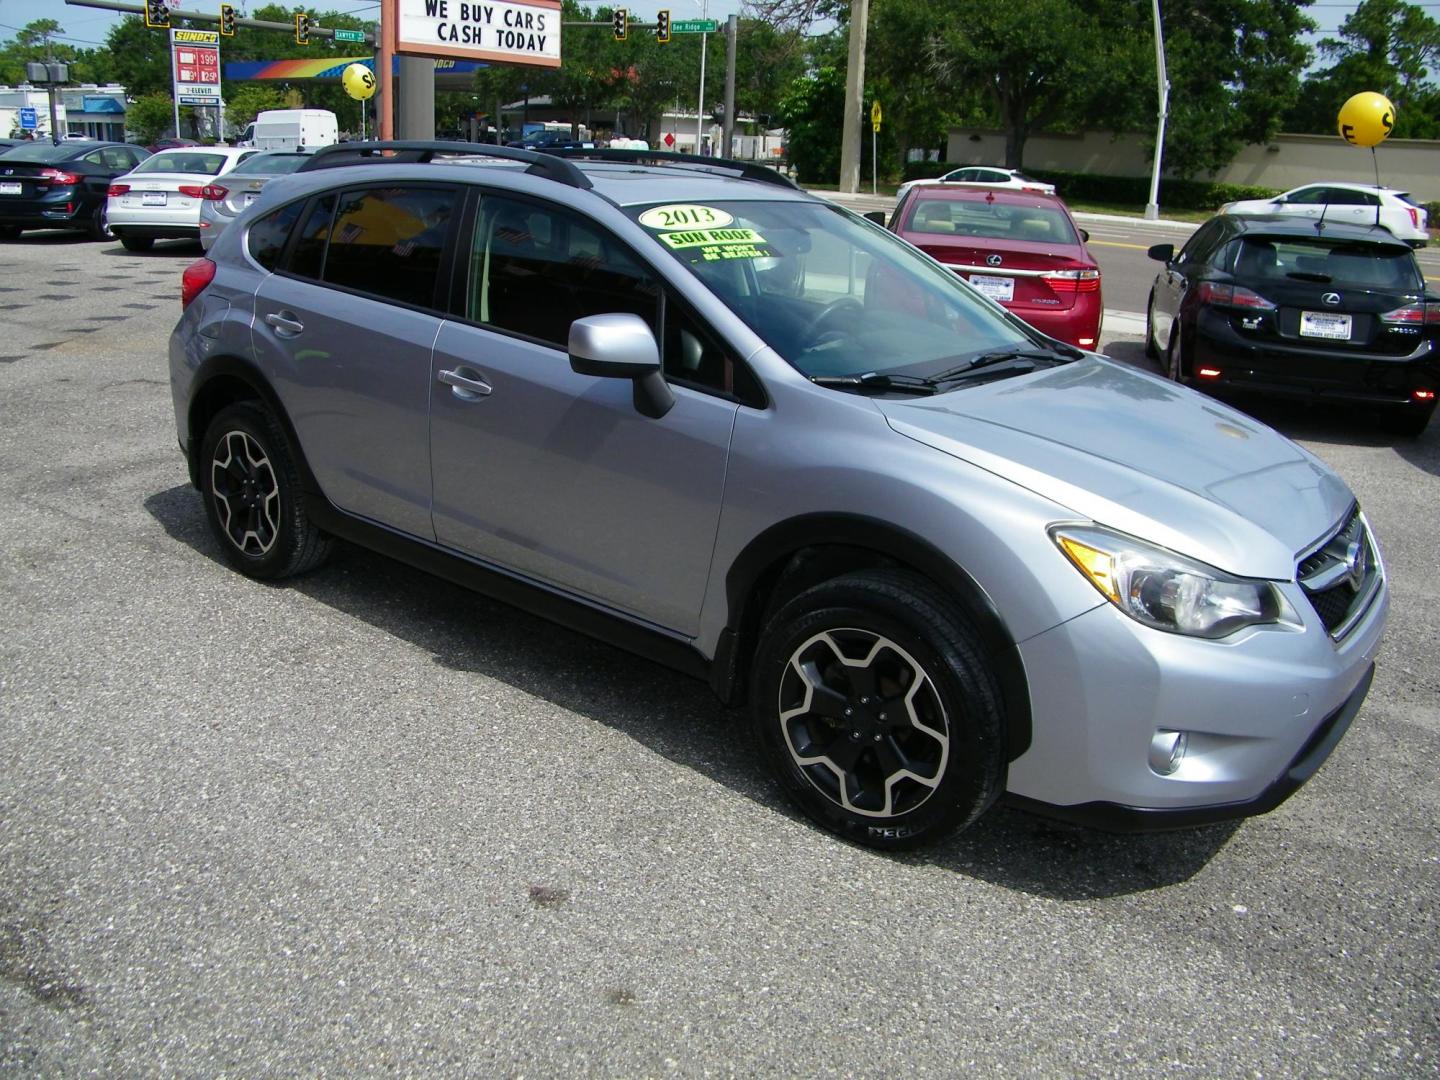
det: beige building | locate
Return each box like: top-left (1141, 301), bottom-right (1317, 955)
top-left (945, 129), bottom-right (1440, 201)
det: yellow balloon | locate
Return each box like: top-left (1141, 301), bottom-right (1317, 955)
top-left (343, 63), bottom-right (377, 101)
top-left (1337, 91), bottom-right (1395, 147)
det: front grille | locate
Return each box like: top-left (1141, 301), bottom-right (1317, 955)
top-left (1297, 507), bottom-right (1381, 639)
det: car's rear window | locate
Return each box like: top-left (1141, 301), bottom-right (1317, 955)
top-left (229, 153), bottom-right (310, 176)
top-left (906, 198), bottom-right (1078, 244)
top-left (1227, 236), bottom-right (1423, 291)
top-left (132, 151), bottom-right (228, 175)
top-left (0, 143), bottom-right (80, 163)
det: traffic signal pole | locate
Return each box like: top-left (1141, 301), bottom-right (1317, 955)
top-left (63, 0), bottom-right (376, 44)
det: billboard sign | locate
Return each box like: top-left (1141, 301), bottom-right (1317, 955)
top-left (394, 0), bottom-right (561, 68)
top-left (172, 28), bottom-right (222, 106)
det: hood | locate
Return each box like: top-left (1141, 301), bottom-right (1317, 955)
top-left (874, 358), bottom-right (1353, 579)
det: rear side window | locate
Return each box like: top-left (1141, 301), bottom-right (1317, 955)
top-left (289, 194), bottom-right (336, 280)
top-left (465, 194), bottom-right (660, 346)
top-left (320, 185), bottom-right (459, 309)
top-left (247, 200), bottom-right (306, 271)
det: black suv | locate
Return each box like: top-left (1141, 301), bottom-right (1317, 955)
top-left (1145, 214), bottom-right (1438, 436)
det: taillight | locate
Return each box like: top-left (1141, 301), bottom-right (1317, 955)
top-left (1379, 302), bottom-right (1440, 326)
top-left (1042, 268), bottom-right (1101, 293)
top-left (1415, 389), bottom-right (1436, 401)
top-left (1196, 282), bottom-right (1277, 310)
top-left (198, 184), bottom-right (228, 201)
top-left (1407, 207), bottom-right (1420, 227)
top-left (181, 257), bottom-right (217, 309)
top-left (38, 168), bottom-right (80, 185)
top-left (178, 184), bottom-right (208, 199)
top-left (107, 183), bottom-right (130, 196)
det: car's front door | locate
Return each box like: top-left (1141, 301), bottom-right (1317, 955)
top-left (427, 192), bottom-right (742, 635)
top-left (251, 182), bottom-right (462, 539)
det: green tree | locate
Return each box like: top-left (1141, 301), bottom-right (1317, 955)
top-left (225, 84), bottom-right (288, 133)
top-left (1287, 0), bottom-right (1440, 138)
top-left (777, 63), bottom-right (846, 181)
top-left (126, 93), bottom-right (176, 144)
top-left (0, 18), bottom-right (116, 85)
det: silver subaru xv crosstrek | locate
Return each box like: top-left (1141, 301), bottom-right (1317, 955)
top-left (168, 143), bottom-right (1387, 849)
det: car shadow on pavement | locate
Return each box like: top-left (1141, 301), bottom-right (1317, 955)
top-left (144, 482), bottom-right (1239, 899)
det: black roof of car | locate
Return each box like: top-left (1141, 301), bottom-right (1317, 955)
top-left (1218, 212), bottom-right (1411, 248)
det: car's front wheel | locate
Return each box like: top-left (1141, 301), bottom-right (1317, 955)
top-left (750, 570), bottom-right (1006, 849)
top-left (199, 402), bottom-right (332, 580)
top-left (1144, 289), bottom-right (1161, 360)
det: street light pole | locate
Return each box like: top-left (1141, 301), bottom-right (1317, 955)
top-left (1144, 0), bottom-right (1169, 221)
top-left (696, 0), bottom-right (708, 154)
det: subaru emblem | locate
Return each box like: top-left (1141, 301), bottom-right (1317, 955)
top-left (1343, 539), bottom-right (1368, 591)
top-left (986, 254), bottom-right (1003, 267)
top-left (1322, 292), bottom-right (1341, 306)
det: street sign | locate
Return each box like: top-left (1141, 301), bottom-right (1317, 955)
top-left (172, 28), bottom-right (222, 107)
top-left (333, 29), bottom-right (366, 42)
top-left (673, 19), bottom-right (718, 32)
top-left (664, 131), bottom-right (675, 147)
top-left (19, 107), bottom-right (37, 131)
top-left (870, 100), bottom-right (882, 131)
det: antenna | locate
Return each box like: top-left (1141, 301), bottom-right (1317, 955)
top-left (1316, 190), bottom-right (1331, 235)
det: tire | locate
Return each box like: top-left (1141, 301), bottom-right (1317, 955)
top-left (1164, 324), bottom-right (1188, 384)
top-left (0, 225), bottom-right (21, 241)
top-left (1384, 404), bottom-right (1434, 438)
top-left (119, 235), bottom-right (153, 252)
top-left (88, 202), bottom-right (114, 242)
top-left (199, 402), bottom-right (333, 580)
top-left (1144, 289), bottom-right (1160, 360)
top-left (749, 569), bottom-right (1006, 850)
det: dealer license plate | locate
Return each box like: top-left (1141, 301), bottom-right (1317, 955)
top-left (968, 273), bottom-right (1015, 303)
top-left (142, 191), bottom-right (167, 206)
top-left (1300, 311), bottom-right (1352, 340)
top-left (0, 182), bottom-right (22, 196)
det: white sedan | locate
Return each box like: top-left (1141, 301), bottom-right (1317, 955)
top-left (106, 146), bottom-right (260, 252)
top-left (896, 166), bottom-right (1056, 202)
top-left (1220, 182), bottom-right (1429, 246)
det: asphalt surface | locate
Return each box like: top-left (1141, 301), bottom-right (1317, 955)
top-left (1, 229), bottom-right (1437, 1077)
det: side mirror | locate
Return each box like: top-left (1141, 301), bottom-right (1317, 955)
top-left (1147, 242), bottom-right (1175, 263)
top-left (863, 210), bottom-right (887, 227)
top-left (569, 313), bottom-right (674, 419)
top-left (1079, 228), bottom-right (1090, 242)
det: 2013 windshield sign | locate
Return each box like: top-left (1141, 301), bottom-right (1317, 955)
top-left (395, 0), bottom-right (561, 68)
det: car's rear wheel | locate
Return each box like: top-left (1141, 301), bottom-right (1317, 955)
top-left (88, 203), bottom-right (114, 241)
top-left (750, 569), bottom-right (1005, 849)
top-left (1385, 404), bottom-right (1434, 438)
top-left (0, 225), bottom-right (21, 241)
top-left (199, 402), bottom-right (333, 580)
top-left (119, 235), bottom-right (153, 252)
top-left (1164, 325), bottom-right (1189, 384)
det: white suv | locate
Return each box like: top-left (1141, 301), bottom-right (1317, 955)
top-left (1221, 182), bottom-right (1430, 246)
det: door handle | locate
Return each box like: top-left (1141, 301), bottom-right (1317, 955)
top-left (438, 367), bottom-right (493, 399)
top-left (264, 311), bottom-right (304, 335)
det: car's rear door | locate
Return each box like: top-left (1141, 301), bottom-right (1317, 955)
top-left (251, 181), bottom-right (463, 540)
top-left (427, 190), bottom-right (740, 635)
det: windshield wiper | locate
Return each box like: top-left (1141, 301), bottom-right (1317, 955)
top-left (929, 344), bottom-right (1081, 384)
top-left (809, 371), bottom-right (938, 395)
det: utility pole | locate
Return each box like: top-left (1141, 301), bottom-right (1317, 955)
top-left (721, 14), bottom-right (737, 158)
top-left (1144, 0), bottom-right (1169, 221)
top-left (696, 0), bottom-right (708, 154)
top-left (838, 0), bottom-right (868, 193)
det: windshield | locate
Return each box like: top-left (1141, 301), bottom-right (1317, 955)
top-left (626, 199), bottom-right (1032, 378)
top-left (228, 152), bottom-right (310, 175)
top-left (904, 197), bottom-right (1078, 245)
top-left (1228, 236), bottom-right (1423, 291)
top-left (132, 151), bottom-right (228, 176)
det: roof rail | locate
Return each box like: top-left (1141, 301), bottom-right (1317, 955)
top-left (296, 140), bottom-right (593, 191)
top-left (543, 147), bottom-right (800, 191)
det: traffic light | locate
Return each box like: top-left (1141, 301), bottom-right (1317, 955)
top-left (219, 4), bottom-right (237, 36)
top-left (612, 7), bottom-right (627, 41)
top-left (295, 11), bottom-right (310, 45)
top-left (656, 9), bottom-right (670, 43)
top-left (144, 0), bottom-right (169, 29)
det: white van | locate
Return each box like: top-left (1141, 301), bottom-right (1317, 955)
top-left (238, 109), bottom-right (338, 151)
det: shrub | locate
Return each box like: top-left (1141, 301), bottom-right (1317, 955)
top-left (899, 162), bottom-right (1281, 211)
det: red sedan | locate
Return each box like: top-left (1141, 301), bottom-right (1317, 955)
top-left (889, 186), bottom-right (1103, 349)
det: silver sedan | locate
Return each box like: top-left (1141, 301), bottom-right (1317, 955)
top-left (198, 150), bottom-right (313, 251)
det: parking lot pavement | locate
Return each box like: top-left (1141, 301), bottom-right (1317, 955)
top-left (1, 233), bottom-right (1437, 1077)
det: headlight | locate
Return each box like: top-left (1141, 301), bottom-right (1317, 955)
top-left (1050, 525), bottom-right (1300, 639)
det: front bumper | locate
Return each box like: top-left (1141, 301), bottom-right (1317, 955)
top-left (1005, 560), bottom-right (1387, 829)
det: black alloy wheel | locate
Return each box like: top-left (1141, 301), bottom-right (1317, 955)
top-left (751, 569), bottom-right (1005, 849)
top-left (199, 402), bottom-right (332, 579)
